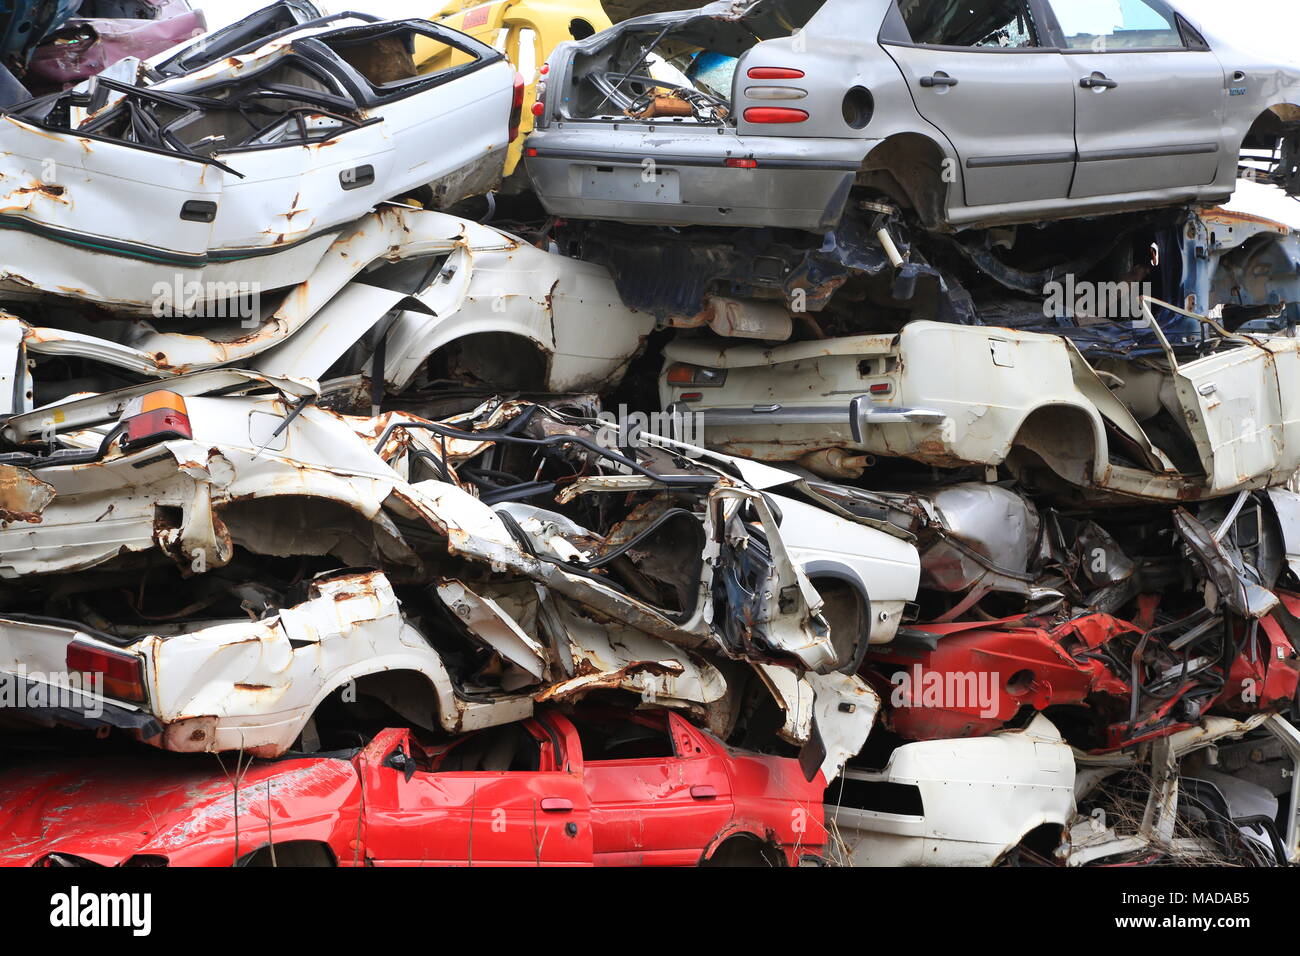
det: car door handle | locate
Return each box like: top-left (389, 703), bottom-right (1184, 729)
top-left (1080, 74), bottom-right (1119, 90)
top-left (540, 797), bottom-right (573, 812)
top-left (920, 74), bottom-right (958, 88)
top-left (690, 785), bottom-right (718, 800)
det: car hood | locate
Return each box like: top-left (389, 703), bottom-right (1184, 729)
top-left (0, 751), bottom-right (357, 866)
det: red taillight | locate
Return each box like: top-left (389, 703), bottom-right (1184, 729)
top-left (120, 390), bottom-right (191, 450)
top-left (747, 67), bottom-right (804, 79)
top-left (724, 157), bottom-right (758, 168)
top-left (539, 63), bottom-right (549, 75)
top-left (66, 641), bottom-right (146, 703)
top-left (508, 72), bottom-right (526, 141)
top-left (743, 107), bottom-right (808, 124)
top-left (869, 383), bottom-right (892, 395)
top-left (525, 147), bottom-right (538, 157)
top-left (531, 101), bottom-right (544, 116)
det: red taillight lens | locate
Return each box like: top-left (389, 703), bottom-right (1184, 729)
top-left (724, 157), bottom-right (758, 168)
top-left (743, 107), bottom-right (808, 124)
top-left (531, 101), bottom-right (544, 116)
top-left (869, 383), bottom-right (892, 394)
top-left (747, 67), bottom-right (804, 79)
top-left (120, 390), bottom-right (191, 450)
top-left (508, 72), bottom-right (526, 141)
top-left (66, 641), bottom-right (146, 703)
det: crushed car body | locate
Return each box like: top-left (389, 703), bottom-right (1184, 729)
top-left (0, 14), bottom-right (520, 312)
top-left (0, 205), bottom-right (655, 415)
top-left (0, 0), bottom-right (1299, 872)
top-left (0, 708), bottom-right (826, 866)
top-left (0, 384), bottom-right (900, 781)
top-left (525, 0), bottom-right (1300, 234)
top-left (662, 300), bottom-right (1300, 503)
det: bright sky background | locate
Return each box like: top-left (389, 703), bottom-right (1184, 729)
top-left (193, 0), bottom-right (1300, 62)
top-left (191, 0), bottom-right (1300, 224)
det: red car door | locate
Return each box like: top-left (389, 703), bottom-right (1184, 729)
top-left (572, 709), bottom-right (735, 866)
top-left (355, 722), bottom-right (593, 866)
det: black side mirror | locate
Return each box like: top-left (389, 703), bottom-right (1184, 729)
top-left (384, 744), bottom-right (416, 782)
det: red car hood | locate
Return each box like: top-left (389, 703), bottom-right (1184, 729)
top-left (0, 751), bottom-right (360, 867)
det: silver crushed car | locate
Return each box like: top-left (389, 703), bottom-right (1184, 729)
top-left (525, 0), bottom-right (1300, 232)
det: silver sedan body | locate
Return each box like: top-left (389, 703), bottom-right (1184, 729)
top-left (525, 0), bottom-right (1300, 233)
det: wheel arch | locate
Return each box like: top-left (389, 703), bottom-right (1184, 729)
top-left (859, 132), bottom-right (955, 230)
top-left (699, 829), bottom-right (789, 867)
top-left (237, 840), bottom-right (338, 867)
top-left (1005, 400), bottom-right (1108, 488)
top-left (802, 561), bottom-right (873, 674)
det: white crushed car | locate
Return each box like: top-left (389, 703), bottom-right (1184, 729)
top-left (0, 13), bottom-right (522, 312)
top-left (0, 206), bottom-right (654, 415)
top-left (827, 714), bottom-right (1075, 866)
top-left (662, 300), bottom-right (1300, 502)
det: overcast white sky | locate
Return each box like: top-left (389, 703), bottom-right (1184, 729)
top-left (195, 0), bottom-right (1300, 61)
top-left (193, 0), bottom-right (1300, 223)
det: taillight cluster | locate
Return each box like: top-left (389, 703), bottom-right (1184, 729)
top-left (66, 641), bottom-right (146, 703)
top-left (120, 390), bottom-right (191, 450)
top-left (667, 363), bottom-right (727, 401)
top-left (742, 66), bottom-right (808, 125)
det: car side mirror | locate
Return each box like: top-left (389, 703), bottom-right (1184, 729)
top-left (384, 744), bottom-right (416, 782)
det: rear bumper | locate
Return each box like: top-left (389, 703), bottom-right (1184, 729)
top-left (524, 132), bottom-right (869, 231)
top-left (672, 397), bottom-right (946, 441)
top-left (0, 673), bottom-right (160, 738)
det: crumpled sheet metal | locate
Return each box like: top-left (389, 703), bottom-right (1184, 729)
top-left (27, 7), bottom-right (206, 90)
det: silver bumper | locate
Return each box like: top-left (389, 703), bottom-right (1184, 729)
top-left (671, 397), bottom-right (946, 442)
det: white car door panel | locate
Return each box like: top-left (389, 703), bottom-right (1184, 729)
top-left (1173, 343), bottom-right (1284, 492)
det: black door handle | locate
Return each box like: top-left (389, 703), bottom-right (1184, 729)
top-left (1080, 74), bottom-right (1119, 89)
top-left (920, 74), bottom-right (958, 88)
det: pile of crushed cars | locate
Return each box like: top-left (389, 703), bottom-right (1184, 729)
top-left (0, 0), bottom-right (1298, 868)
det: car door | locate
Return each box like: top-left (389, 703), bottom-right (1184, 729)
top-left (573, 710), bottom-right (734, 866)
top-left (882, 0), bottom-right (1077, 208)
top-left (1171, 336), bottom-right (1295, 494)
top-left (356, 724), bottom-right (593, 866)
top-left (1043, 0), bottom-right (1227, 197)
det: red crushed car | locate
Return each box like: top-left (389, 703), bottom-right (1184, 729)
top-left (866, 595), bottom-right (1300, 752)
top-left (0, 708), bottom-right (825, 867)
